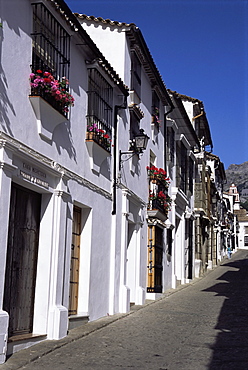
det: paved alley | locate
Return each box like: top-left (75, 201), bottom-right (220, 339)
top-left (3, 249), bottom-right (248, 370)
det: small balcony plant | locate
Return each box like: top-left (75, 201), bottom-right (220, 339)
top-left (149, 190), bottom-right (171, 213)
top-left (86, 123), bottom-right (112, 152)
top-left (151, 107), bottom-right (161, 127)
top-left (147, 165), bottom-right (171, 217)
top-left (30, 70), bottom-right (74, 116)
top-left (146, 165), bottom-right (170, 188)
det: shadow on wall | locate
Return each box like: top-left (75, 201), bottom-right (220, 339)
top-left (54, 120), bottom-right (77, 163)
top-left (203, 255), bottom-right (248, 369)
top-left (0, 25), bottom-right (15, 137)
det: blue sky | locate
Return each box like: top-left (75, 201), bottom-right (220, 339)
top-left (65, 0), bottom-right (247, 170)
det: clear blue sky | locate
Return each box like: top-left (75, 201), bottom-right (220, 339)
top-left (65, 0), bottom-right (247, 170)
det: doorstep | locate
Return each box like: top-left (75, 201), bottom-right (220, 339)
top-left (7, 333), bottom-right (47, 356)
top-left (68, 315), bottom-right (89, 330)
top-left (8, 333), bottom-right (47, 343)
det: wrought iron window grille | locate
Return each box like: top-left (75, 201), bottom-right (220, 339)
top-left (31, 2), bottom-right (71, 117)
top-left (86, 68), bottom-right (113, 153)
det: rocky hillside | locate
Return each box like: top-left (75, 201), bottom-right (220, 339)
top-left (225, 162), bottom-right (248, 192)
top-left (225, 162), bottom-right (248, 209)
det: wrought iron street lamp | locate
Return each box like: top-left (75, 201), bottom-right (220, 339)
top-left (119, 128), bottom-right (149, 170)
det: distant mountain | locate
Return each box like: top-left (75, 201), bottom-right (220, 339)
top-left (225, 162), bottom-right (248, 210)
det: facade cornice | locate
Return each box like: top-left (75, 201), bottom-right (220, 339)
top-left (0, 132), bottom-right (112, 200)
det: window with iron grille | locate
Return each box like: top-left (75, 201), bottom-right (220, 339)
top-left (152, 90), bottom-right (160, 127)
top-left (180, 143), bottom-right (187, 193)
top-left (176, 141), bottom-right (181, 188)
top-left (244, 235), bottom-right (248, 246)
top-left (188, 157), bottom-right (194, 193)
top-left (167, 127), bottom-right (175, 164)
top-left (131, 52), bottom-right (141, 99)
top-left (86, 68), bottom-right (113, 153)
top-left (31, 3), bottom-right (70, 79)
top-left (130, 109), bottom-right (140, 144)
top-left (31, 3), bottom-right (71, 116)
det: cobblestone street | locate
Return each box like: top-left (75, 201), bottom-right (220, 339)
top-left (3, 249), bottom-right (248, 370)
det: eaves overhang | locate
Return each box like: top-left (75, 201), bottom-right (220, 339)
top-left (206, 152), bottom-right (226, 181)
top-left (172, 91), bottom-right (213, 148)
top-left (75, 12), bottom-right (173, 108)
top-left (168, 91), bottom-right (200, 149)
top-left (48, 0), bottom-right (129, 96)
top-left (194, 101), bottom-right (213, 148)
top-left (126, 26), bottom-right (173, 108)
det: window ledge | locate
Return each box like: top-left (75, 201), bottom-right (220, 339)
top-left (29, 96), bottom-right (68, 141)
top-left (151, 122), bottom-right (160, 142)
top-left (147, 209), bottom-right (168, 222)
top-left (85, 139), bottom-right (110, 175)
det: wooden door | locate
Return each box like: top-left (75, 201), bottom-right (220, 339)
top-left (147, 225), bottom-right (163, 293)
top-left (3, 183), bottom-right (41, 336)
top-left (69, 206), bottom-right (81, 315)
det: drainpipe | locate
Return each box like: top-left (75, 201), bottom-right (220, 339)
top-left (164, 104), bottom-right (174, 168)
top-left (192, 110), bottom-right (204, 122)
top-left (112, 97), bottom-right (127, 215)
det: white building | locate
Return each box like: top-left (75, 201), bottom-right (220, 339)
top-left (76, 13), bottom-right (176, 303)
top-left (0, 0), bottom-right (230, 363)
top-left (230, 184), bottom-right (248, 250)
top-left (166, 91), bottom-right (199, 287)
top-left (0, 0), bottom-right (129, 361)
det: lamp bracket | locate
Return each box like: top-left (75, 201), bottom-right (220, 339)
top-left (119, 150), bottom-right (136, 170)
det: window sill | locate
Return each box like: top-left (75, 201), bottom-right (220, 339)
top-left (85, 139), bottom-right (111, 175)
top-left (29, 96), bottom-right (68, 141)
top-left (147, 209), bottom-right (168, 222)
top-left (151, 122), bottom-right (160, 142)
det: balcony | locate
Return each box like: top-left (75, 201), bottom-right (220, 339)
top-left (147, 166), bottom-right (171, 221)
top-left (85, 118), bottom-right (112, 174)
top-left (85, 119), bottom-right (112, 153)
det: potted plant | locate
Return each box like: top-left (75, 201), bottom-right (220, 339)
top-left (86, 124), bottom-right (112, 152)
top-left (146, 165), bottom-right (170, 188)
top-left (151, 107), bottom-right (161, 127)
top-left (30, 70), bottom-right (74, 116)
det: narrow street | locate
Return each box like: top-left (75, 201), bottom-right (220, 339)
top-left (6, 249), bottom-right (248, 370)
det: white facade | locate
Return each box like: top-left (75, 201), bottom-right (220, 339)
top-left (0, 0), bottom-right (231, 363)
top-left (166, 91), bottom-right (199, 287)
top-left (77, 14), bottom-right (177, 301)
top-left (0, 0), bottom-right (129, 361)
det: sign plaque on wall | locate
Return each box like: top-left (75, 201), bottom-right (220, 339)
top-left (20, 163), bottom-right (49, 189)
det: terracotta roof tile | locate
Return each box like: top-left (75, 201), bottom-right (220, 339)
top-left (75, 13), bottom-right (137, 28)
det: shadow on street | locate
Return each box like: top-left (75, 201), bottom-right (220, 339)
top-left (203, 252), bottom-right (248, 369)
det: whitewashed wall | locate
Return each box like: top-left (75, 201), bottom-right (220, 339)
top-left (79, 18), bottom-right (174, 305)
top-left (0, 0), bottom-right (128, 360)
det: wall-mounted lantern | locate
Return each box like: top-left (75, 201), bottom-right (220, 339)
top-left (119, 128), bottom-right (149, 170)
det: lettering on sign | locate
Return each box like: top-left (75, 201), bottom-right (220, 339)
top-left (20, 170), bottom-right (31, 181)
top-left (21, 163), bottom-right (49, 189)
top-left (23, 163), bottom-right (46, 178)
top-left (34, 178), bottom-right (49, 188)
